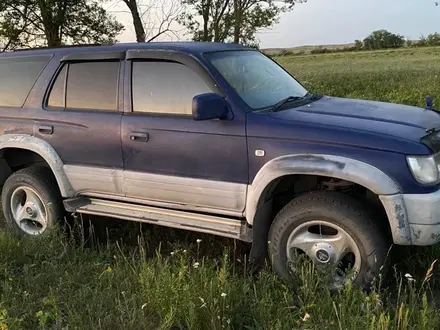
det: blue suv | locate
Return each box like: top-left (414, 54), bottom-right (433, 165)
top-left (0, 42), bottom-right (439, 289)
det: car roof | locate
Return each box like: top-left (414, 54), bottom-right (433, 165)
top-left (2, 42), bottom-right (252, 58)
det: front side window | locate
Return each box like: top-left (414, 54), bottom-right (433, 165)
top-left (132, 61), bottom-right (212, 115)
top-left (47, 61), bottom-right (119, 111)
top-left (205, 50), bottom-right (308, 110)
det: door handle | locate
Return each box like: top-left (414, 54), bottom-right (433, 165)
top-left (38, 125), bottom-right (53, 135)
top-left (129, 132), bottom-right (149, 142)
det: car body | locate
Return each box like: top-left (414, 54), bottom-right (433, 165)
top-left (1, 41), bottom-right (439, 288)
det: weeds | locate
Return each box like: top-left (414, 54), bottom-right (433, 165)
top-left (0, 219), bottom-right (439, 330)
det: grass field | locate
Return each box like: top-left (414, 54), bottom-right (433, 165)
top-left (2, 46), bottom-right (440, 330)
top-left (276, 46), bottom-right (440, 108)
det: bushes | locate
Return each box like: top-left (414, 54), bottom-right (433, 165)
top-left (363, 29), bottom-right (405, 50)
top-left (310, 47), bottom-right (331, 54)
top-left (291, 30), bottom-right (440, 56)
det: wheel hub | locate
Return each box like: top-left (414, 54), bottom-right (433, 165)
top-left (10, 186), bottom-right (48, 235)
top-left (286, 220), bottom-right (362, 290)
top-left (25, 203), bottom-right (37, 217)
top-left (312, 242), bottom-right (335, 264)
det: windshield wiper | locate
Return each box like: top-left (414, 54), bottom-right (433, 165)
top-left (269, 95), bottom-right (305, 113)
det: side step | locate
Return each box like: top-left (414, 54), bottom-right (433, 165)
top-left (64, 198), bottom-right (252, 242)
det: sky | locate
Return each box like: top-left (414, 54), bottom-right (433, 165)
top-left (109, 0), bottom-right (439, 49)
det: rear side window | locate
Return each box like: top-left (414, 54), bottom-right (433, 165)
top-left (132, 61), bottom-right (212, 115)
top-left (0, 55), bottom-right (51, 107)
top-left (47, 61), bottom-right (119, 111)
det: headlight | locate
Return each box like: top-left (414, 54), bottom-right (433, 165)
top-left (407, 155), bottom-right (440, 185)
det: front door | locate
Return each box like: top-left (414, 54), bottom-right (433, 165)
top-left (121, 53), bottom-right (248, 215)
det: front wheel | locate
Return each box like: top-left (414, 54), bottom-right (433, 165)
top-left (268, 191), bottom-right (390, 290)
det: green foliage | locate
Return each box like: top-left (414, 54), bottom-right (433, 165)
top-left (310, 46), bottom-right (331, 54)
top-left (0, 219), bottom-right (439, 329)
top-left (0, 0), bottom-right (124, 50)
top-left (418, 35), bottom-right (428, 47)
top-left (297, 31), bottom-right (440, 56)
top-left (179, 0), bottom-right (299, 46)
top-left (178, 0), bottom-right (234, 43)
top-left (354, 39), bottom-right (363, 50)
top-left (363, 29), bottom-right (406, 50)
top-left (426, 33), bottom-right (440, 46)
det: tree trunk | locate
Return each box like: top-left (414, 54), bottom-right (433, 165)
top-left (214, 0), bottom-right (230, 42)
top-left (123, 0), bottom-right (146, 42)
top-left (233, 0), bottom-right (240, 44)
top-left (213, 22), bottom-right (220, 42)
top-left (45, 25), bottom-right (62, 47)
top-left (37, 0), bottom-right (62, 47)
top-left (202, 0), bottom-right (211, 41)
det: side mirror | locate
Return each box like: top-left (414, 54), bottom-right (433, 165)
top-left (192, 93), bottom-right (231, 121)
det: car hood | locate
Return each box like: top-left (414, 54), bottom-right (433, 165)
top-left (270, 96), bottom-right (440, 144)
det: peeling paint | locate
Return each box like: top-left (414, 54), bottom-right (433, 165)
top-left (379, 194), bottom-right (412, 245)
top-left (0, 134), bottom-right (74, 197)
top-left (412, 228), bottom-right (421, 240)
top-left (8, 135), bottom-right (28, 142)
top-left (431, 232), bottom-right (440, 243)
top-left (247, 154), bottom-right (401, 226)
top-left (394, 203), bottom-right (406, 229)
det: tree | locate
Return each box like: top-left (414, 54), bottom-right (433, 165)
top-left (418, 35), bottom-right (427, 47)
top-left (121, 0), bottom-right (182, 43)
top-left (179, 0), bottom-right (233, 43)
top-left (363, 29), bottom-right (405, 50)
top-left (231, 0), bottom-right (296, 45)
top-left (179, 0), bottom-right (302, 46)
top-left (426, 32), bottom-right (440, 46)
top-left (0, 0), bottom-right (124, 49)
top-left (0, 3), bottom-right (36, 51)
top-left (354, 39), bottom-right (363, 50)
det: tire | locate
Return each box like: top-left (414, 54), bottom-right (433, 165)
top-left (2, 166), bottom-right (64, 237)
top-left (268, 191), bottom-right (391, 290)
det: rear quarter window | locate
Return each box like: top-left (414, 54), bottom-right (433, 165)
top-left (0, 55), bottom-right (51, 107)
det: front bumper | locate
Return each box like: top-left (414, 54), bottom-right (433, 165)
top-left (404, 191), bottom-right (440, 245)
top-left (380, 190), bottom-right (440, 246)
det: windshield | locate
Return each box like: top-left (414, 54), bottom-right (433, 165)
top-left (205, 50), bottom-right (308, 110)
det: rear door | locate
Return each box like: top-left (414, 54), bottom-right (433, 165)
top-left (121, 51), bottom-right (248, 215)
top-left (33, 52), bottom-right (125, 196)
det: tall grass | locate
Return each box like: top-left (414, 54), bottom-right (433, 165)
top-left (1, 46), bottom-right (440, 329)
top-left (276, 46), bottom-right (440, 108)
top-left (0, 218), bottom-right (439, 330)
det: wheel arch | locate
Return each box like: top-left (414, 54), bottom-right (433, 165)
top-left (247, 154), bottom-right (407, 262)
top-left (0, 134), bottom-right (74, 197)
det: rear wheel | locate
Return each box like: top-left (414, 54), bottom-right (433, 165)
top-left (2, 166), bottom-right (64, 237)
top-left (268, 191), bottom-right (390, 290)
